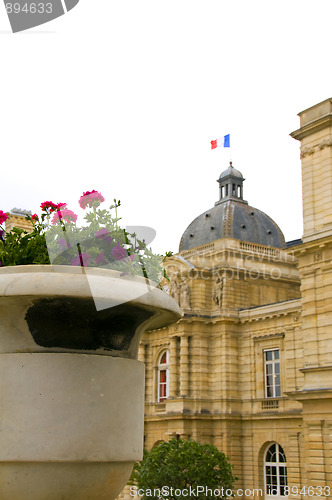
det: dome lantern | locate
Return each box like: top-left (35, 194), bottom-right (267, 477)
top-left (216, 161), bottom-right (246, 205)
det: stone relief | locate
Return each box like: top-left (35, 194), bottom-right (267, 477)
top-left (170, 277), bottom-right (191, 309)
top-left (213, 277), bottom-right (223, 307)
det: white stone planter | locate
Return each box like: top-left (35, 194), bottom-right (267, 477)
top-left (0, 265), bottom-right (181, 500)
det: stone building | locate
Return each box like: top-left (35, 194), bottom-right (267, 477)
top-left (137, 98), bottom-right (332, 499)
top-left (4, 99), bottom-right (331, 500)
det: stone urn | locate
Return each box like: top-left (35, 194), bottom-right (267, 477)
top-left (0, 265), bottom-right (181, 500)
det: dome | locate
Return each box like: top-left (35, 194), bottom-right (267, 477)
top-left (219, 162), bottom-right (243, 180)
top-left (179, 162), bottom-right (285, 252)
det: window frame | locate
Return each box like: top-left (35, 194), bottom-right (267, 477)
top-left (264, 443), bottom-right (288, 499)
top-left (157, 350), bottom-right (169, 403)
top-left (264, 348), bottom-right (281, 399)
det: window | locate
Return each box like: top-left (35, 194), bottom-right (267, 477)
top-left (265, 443), bottom-right (288, 498)
top-left (157, 350), bottom-right (169, 402)
top-left (264, 349), bottom-right (281, 398)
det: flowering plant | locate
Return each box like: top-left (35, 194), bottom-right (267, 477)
top-left (0, 191), bottom-right (170, 284)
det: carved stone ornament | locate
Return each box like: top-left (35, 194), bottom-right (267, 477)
top-left (170, 277), bottom-right (191, 309)
top-left (179, 280), bottom-right (191, 309)
top-left (213, 277), bottom-right (223, 307)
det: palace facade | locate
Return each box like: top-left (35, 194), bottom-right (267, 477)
top-left (136, 98), bottom-right (332, 499)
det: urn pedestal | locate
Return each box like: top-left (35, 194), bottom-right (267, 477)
top-left (0, 266), bottom-right (181, 500)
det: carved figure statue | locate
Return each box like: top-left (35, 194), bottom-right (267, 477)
top-left (213, 277), bottom-right (223, 307)
top-left (180, 281), bottom-right (191, 309)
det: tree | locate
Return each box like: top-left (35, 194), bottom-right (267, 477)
top-left (130, 438), bottom-right (237, 500)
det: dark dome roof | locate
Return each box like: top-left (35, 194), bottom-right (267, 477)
top-left (179, 201), bottom-right (285, 251)
top-left (219, 164), bottom-right (243, 180)
top-left (179, 162), bottom-right (285, 252)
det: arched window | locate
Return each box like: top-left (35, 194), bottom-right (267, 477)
top-left (265, 443), bottom-right (288, 499)
top-left (157, 350), bottom-right (169, 402)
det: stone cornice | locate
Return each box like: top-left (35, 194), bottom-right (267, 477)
top-left (291, 234), bottom-right (332, 257)
top-left (286, 388), bottom-right (332, 401)
top-left (290, 113), bottom-right (332, 141)
top-left (253, 332), bottom-right (285, 342)
top-left (239, 298), bottom-right (301, 323)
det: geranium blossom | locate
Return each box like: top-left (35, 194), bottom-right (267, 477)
top-left (71, 251), bottom-right (90, 267)
top-left (51, 209), bottom-right (78, 225)
top-left (31, 214), bottom-right (39, 222)
top-left (40, 201), bottom-right (66, 213)
top-left (0, 210), bottom-right (8, 225)
top-left (79, 190), bottom-right (105, 209)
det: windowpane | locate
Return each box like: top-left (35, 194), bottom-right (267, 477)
top-left (266, 386), bottom-right (274, 398)
top-left (160, 352), bottom-right (167, 364)
top-left (279, 447), bottom-right (286, 462)
top-left (266, 444), bottom-right (276, 462)
top-left (274, 350), bottom-right (279, 360)
top-left (265, 351), bottom-right (273, 361)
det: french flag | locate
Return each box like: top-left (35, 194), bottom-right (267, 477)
top-left (211, 134), bottom-right (230, 149)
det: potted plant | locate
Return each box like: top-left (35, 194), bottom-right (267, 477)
top-left (0, 193), bottom-right (181, 500)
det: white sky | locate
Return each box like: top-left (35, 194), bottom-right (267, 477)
top-left (1, 1), bottom-right (331, 254)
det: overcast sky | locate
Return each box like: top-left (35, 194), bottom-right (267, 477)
top-left (1, 1), bottom-right (331, 254)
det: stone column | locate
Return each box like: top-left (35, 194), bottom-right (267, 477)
top-left (179, 336), bottom-right (189, 397)
top-left (169, 336), bottom-right (178, 397)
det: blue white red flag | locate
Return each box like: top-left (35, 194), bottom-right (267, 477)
top-left (211, 134), bottom-right (230, 149)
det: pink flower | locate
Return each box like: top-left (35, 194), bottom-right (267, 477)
top-left (111, 242), bottom-right (128, 261)
top-left (0, 210), bottom-right (8, 225)
top-left (95, 251), bottom-right (106, 265)
top-left (79, 190), bottom-right (105, 209)
top-left (96, 228), bottom-right (112, 243)
top-left (31, 213), bottom-right (39, 223)
top-left (71, 251), bottom-right (90, 267)
top-left (51, 209), bottom-right (78, 225)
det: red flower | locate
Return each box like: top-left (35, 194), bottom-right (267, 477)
top-left (79, 190), bottom-right (105, 209)
top-left (51, 209), bottom-right (78, 225)
top-left (40, 201), bottom-right (58, 213)
top-left (40, 201), bottom-right (66, 213)
top-left (0, 210), bottom-right (8, 225)
top-left (31, 213), bottom-right (39, 222)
